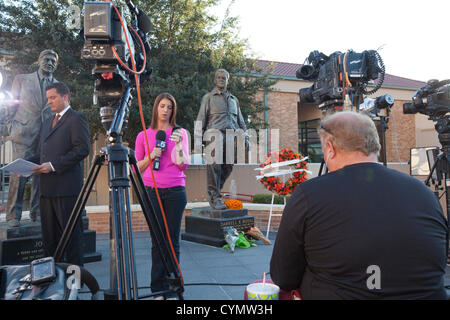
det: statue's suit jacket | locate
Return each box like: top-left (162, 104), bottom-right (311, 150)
top-left (10, 71), bottom-right (57, 148)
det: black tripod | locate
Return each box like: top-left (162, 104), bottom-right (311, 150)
top-left (424, 129), bottom-right (450, 263)
top-left (52, 85), bottom-right (184, 300)
top-left (425, 131), bottom-right (450, 220)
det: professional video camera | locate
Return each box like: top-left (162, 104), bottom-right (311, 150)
top-left (359, 94), bottom-right (394, 118)
top-left (403, 79), bottom-right (450, 121)
top-left (82, 0), bottom-right (152, 136)
top-left (297, 50), bottom-right (385, 110)
top-left (403, 79), bottom-right (450, 233)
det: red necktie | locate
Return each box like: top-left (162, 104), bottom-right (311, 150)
top-left (52, 114), bottom-right (60, 128)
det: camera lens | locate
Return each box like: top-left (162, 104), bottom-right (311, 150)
top-left (402, 102), bottom-right (416, 114)
top-left (296, 65), bottom-right (315, 80)
top-left (377, 94), bottom-right (394, 109)
top-left (299, 86), bottom-right (315, 103)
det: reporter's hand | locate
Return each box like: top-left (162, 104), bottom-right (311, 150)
top-left (169, 130), bottom-right (182, 144)
top-left (150, 147), bottom-right (162, 160)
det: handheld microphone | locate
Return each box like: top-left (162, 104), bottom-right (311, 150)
top-left (153, 130), bottom-right (166, 171)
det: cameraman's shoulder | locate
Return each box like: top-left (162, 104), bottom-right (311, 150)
top-left (383, 165), bottom-right (433, 190)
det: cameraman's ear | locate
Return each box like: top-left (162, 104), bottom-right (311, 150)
top-left (326, 141), bottom-right (336, 159)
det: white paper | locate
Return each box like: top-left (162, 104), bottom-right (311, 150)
top-left (1, 158), bottom-right (39, 177)
top-left (256, 168), bottom-right (312, 180)
top-left (254, 157), bottom-right (309, 171)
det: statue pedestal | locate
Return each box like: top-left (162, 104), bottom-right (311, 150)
top-left (181, 207), bottom-right (254, 247)
top-left (0, 217), bottom-right (102, 265)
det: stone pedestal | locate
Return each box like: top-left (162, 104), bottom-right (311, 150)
top-left (181, 207), bottom-right (254, 247)
top-left (0, 216), bottom-right (102, 265)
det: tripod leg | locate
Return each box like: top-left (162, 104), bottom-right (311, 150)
top-left (318, 158), bottom-right (327, 176)
top-left (54, 155), bottom-right (104, 263)
top-left (380, 116), bottom-right (388, 167)
top-left (123, 187), bottom-right (138, 299)
top-left (110, 186), bottom-right (138, 300)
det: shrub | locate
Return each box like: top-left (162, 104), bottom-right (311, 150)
top-left (252, 194), bottom-right (290, 204)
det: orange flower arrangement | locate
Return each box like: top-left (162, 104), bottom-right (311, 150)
top-left (259, 148), bottom-right (308, 196)
top-left (224, 199), bottom-right (243, 209)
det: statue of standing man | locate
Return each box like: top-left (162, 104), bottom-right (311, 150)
top-left (6, 49), bottom-right (59, 227)
top-left (196, 69), bottom-right (248, 210)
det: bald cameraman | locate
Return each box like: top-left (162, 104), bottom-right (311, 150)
top-left (270, 111), bottom-right (448, 299)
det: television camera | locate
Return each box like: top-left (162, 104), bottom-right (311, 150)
top-left (403, 79), bottom-right (450, 221)
top-left (298, 49), bottom-right (391, 173)
top-left (403, 79), bottom-right (450, 121)
top-left (82, 0), bottom-right (152, 136)
top-left (296, 49), bottom-right (385, 111)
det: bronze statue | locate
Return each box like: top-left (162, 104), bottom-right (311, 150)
top-left (5, 49), bottom-right (59, 227)
top-left (196, 69), bottom-right (248, 210)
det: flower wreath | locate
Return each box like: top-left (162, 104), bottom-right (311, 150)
top-left (258, 148), bottom-right (309, 196)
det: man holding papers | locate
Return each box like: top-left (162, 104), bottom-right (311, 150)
top-left (28, 82), bottom-right (90, 266)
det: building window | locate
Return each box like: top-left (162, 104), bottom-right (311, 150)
top-left (299, 119), bottom-right (323, 163)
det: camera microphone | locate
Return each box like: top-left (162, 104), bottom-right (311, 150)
top-left (153, 130), bottom-right (166, 171)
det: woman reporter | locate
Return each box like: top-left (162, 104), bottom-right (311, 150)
top-left (135, 92), bottom-right (189, 300)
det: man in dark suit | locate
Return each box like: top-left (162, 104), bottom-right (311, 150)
top-left (30, 82), bottom-right (90, 266)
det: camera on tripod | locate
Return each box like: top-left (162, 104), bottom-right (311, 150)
top-left (69, 1), bottom-right (184, 300)
top-left (403, 79), bottom-right (450, 120)
top-left (82, 0), bottom-right (152, 136)
top-left (359, 94), bottom-right (395, 118)
top-left (296, 49), bottom-right (385, 110)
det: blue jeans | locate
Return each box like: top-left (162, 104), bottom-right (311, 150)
top-left (146, 185), bottom-right (187, 298)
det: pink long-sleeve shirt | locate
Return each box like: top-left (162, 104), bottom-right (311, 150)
top-left (135, 127), bottom-right (189, 188)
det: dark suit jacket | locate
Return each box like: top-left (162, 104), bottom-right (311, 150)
top-left (29, 108), bottom-right (90, 197)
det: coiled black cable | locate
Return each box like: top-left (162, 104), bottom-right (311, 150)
top-left (362, 50), bottom-right (385, 95)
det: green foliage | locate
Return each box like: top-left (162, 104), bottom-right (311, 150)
top-left (252, 193), bottom-right (289, 205)
top-left (0, 0), bottom-right (276, 148)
